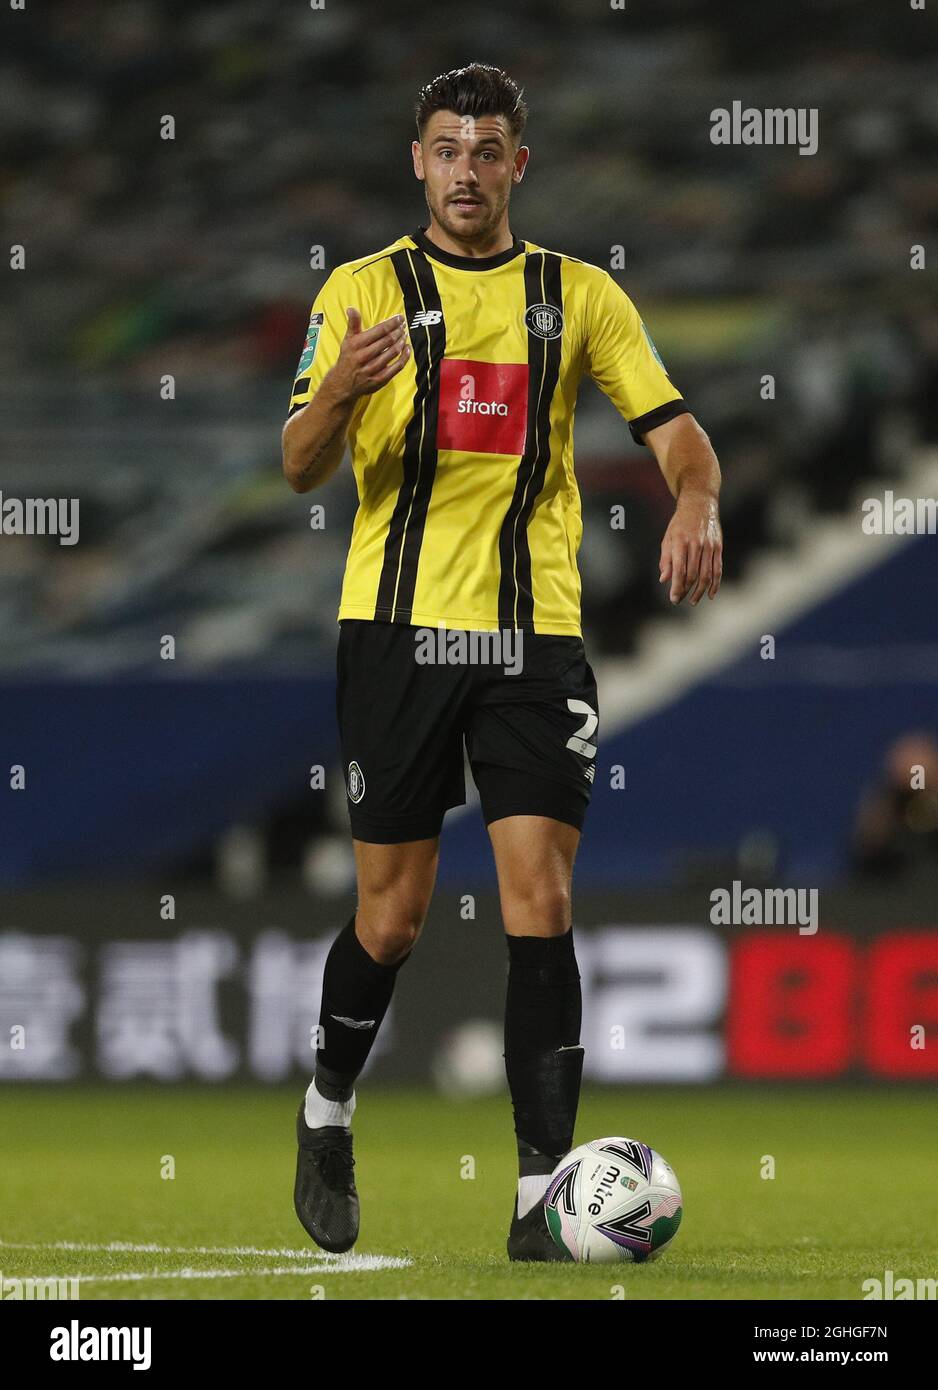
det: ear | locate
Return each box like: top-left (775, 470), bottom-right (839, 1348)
top-left (412, 139), bottom-right (425, 182)
top-left (513, 145), bottom-right (530, 184)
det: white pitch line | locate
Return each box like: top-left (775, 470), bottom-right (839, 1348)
top-left (0, 1241), bottom-right (412, 1280)
top-left (0, 1240), bottom-right (336, 1259)
top-left (61, 1256), bottom-right (412, 1283)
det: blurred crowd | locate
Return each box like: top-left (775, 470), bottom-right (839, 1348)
top-left (2, 0), bottom-right (938, 672)
top-left (853, 732), bottom-right (938, 884)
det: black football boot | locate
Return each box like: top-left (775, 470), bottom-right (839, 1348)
top-left (294, 1104), bottom-right (359, 1254)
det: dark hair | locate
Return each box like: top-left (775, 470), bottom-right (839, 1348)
top-left (415, 63), bottom-right (528, 142)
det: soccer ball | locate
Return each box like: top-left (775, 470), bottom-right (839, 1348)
top-left (544, 1136), bottom-right (683, 1263)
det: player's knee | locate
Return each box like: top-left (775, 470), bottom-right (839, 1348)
top-left (503, 879), bottom-right (571, 932)
top-left (356, 905), bottom-right (425, 965)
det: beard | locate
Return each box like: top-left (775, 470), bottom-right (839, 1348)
top-left (424, 183), bottom-right (511, 245)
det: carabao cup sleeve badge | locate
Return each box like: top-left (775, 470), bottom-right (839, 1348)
top-left (641, 321), bottom-right (666, 369)
top-left (296, 312), bottom-right (325, 376)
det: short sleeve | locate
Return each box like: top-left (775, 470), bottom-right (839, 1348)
top-left (585, 273), bottom-right (688, 446)
top-left (287, 266), bottom-right (357, 415)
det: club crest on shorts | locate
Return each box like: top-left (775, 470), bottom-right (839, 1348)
top-left (524, 303), bottom-right (564, 339)
top-left (347, 760), bottom-right (365, 803)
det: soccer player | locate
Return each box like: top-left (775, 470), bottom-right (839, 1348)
top-left (283, 63), bottom-right (723, 1261)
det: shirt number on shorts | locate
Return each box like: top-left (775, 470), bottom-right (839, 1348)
top-left (565, 699), bottom-right (598, 759)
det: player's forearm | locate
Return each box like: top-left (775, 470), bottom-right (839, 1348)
top-left (652, 413), bottom-right (724, 602)
top-left (282, 374), bottom-right (357, 493)
top-left (654, 415), bottom-right (721, 509)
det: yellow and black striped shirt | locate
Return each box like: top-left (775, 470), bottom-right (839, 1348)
top-left (289, 227), bottom-right (687, 636)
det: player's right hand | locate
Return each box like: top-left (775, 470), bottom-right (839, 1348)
top-left (327, 308), bottom-right (411, 400)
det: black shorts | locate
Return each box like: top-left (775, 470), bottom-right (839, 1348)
top-left (336, 619), bottom-right (599, 843)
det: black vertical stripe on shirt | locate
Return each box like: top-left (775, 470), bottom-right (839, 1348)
top-left (374, 248), bottom-right (446, 623)
top-left (497, 251), bottom-right (565, 631)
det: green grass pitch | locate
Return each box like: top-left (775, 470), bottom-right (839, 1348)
top-left (2, 1085), bottom-right (935, 1300)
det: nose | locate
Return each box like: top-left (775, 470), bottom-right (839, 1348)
top-left (452, 153), bottom-right (479, 183)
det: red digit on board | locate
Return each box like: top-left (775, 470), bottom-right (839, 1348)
top-left (727, 934), bottom-right (856, 1077)
top-left (865, 932), bottom-right (938, 1078)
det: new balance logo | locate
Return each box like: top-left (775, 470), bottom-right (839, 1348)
top-left (330, 1014), bottom-right (376, 1030)
top-left (410, 309), bottom-right (443, 329)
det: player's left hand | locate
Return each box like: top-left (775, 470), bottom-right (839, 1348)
top-left (659, 495), bottom-right (723, 605)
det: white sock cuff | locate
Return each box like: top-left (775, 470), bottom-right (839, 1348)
top-left (517, 1173), bottom-right (551, 1219)
top-left (305, 1078), bottom-right (357, 1129)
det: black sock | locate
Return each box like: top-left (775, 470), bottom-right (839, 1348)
top-left (315, 914), bottom-right (410, 1099)
top-left (504, 930), bottom-right (584, 1176)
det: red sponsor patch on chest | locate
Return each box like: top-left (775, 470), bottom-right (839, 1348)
top-left (437, 359), bottom-right (529, 456)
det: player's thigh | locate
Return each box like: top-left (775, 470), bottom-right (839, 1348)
top-left (352, 836), bottom-right (440, 962)
top-left (487, 815), bottom-right (580, 937)
top-left (468, 632), bottom-right (598, 839)
top-left (352, 834), bottom-right (440, 916)
top-left (337, 618), bottom-right (468, 844)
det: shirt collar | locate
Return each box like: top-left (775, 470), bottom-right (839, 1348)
top-left (410, 225), bottom-right (526, 271)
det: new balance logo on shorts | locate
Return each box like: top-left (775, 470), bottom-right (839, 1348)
top-left (330, 1014), bottom-right (376, 1030)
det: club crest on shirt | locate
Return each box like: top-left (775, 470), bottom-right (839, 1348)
top-left (347, 760), bottom-right (365, 803)
top-left (524, 303), bottom-right (564, 339)
top-left (296, 312), bottom-right (324, 376)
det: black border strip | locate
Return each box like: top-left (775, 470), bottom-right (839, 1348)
top-left (628, 400), bottom-right (689, 446)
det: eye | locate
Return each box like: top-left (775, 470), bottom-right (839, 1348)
top-left (439, 148), bottom-right (455, 159)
